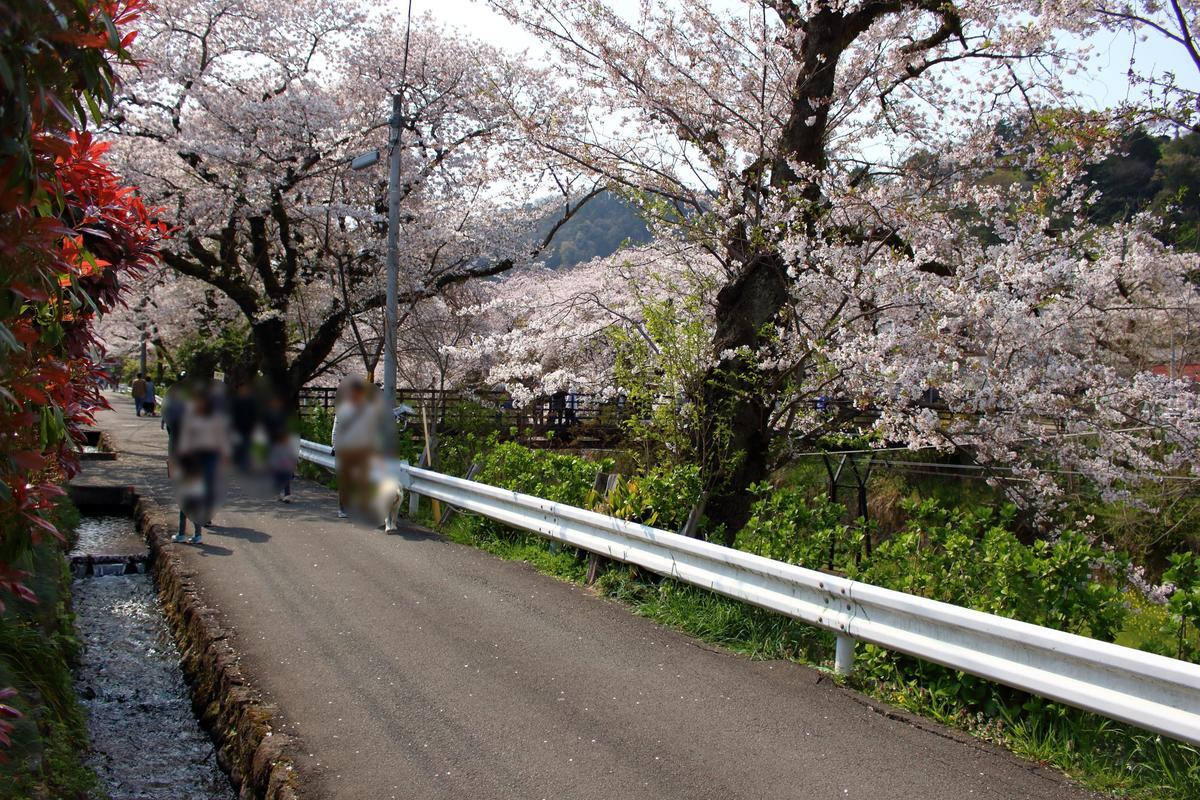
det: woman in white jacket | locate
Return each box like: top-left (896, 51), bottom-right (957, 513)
top-left (173, 391), bottom-right (231, 542)
top-left (332, 378), bottom-right (382, 519)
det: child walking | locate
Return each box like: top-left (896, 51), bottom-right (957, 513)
top-left (269, 429), bottom-right (298, 503)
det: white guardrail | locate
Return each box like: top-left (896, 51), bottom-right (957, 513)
top-left (298, 439), bottom-right (1200, 745)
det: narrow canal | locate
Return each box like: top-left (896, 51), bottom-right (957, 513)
top-left (71, 515), bottom-right (235, 800)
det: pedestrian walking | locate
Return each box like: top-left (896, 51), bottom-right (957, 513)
top-left (161, 383), bottom-right (187, 469)
top-left (131, 374), bottom-right (146, 416)
top-left (231, 382), bottom-right (259, 471)
top-left (332, 377), bottom-right (382, 519)
top-left (269, 429), bottom-right (298, 503)
top-left (172, 391), bottom-right (231, 543)
top-left (142, 376), bottom-right (157, 416)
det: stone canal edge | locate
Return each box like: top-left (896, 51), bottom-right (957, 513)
top-left (133, 489), bottom-right (302, 800)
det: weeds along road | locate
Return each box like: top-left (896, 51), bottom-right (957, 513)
top-left (86, 401), bottom-right (1097, 800)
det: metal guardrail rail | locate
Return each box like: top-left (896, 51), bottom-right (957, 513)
top-left (297, 439), bottom-right (1200, 745)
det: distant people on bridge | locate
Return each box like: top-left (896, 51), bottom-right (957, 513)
top-left (142, 376), bottom-right (157, 417)
top-left (172, 387), bottom-right (232, 544)
top-left (131, 374), bottom-right (147, 416)
top-left (332, 377), bottom-right (383, 519)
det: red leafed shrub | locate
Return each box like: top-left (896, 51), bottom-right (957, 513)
top-left (0, 0), bottom-right (162, 759)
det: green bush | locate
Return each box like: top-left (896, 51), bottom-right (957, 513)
top-left (598, 463), bottom-right (703, 531)
top-left (0, 497), bottom-right (99, 799)
top-left (1163, 552), bottom-right (1200, 661)
top-left (735, 485), bottom-right (860, 570)
top-left (850, 500), bottom-right (1127, 640)
top-left (474, 441), bottom-right (611, 506)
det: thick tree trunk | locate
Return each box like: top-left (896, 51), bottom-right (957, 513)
top-left (250, 317), bottom-right (300, 405)
top-left (696, 9), bottom-right (853, 543)
top-left (699, 253), bottom-right (792, 544)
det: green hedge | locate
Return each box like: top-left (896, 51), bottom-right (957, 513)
top-left (0, 497), bottom-right (100, 800)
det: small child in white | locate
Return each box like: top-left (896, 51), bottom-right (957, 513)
top-left (269, 430), bottom-right (298, 503)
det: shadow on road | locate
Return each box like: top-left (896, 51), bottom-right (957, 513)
top-left (207, 525), bottom-right (271, 544)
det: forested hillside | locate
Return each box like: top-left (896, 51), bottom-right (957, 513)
top-left (536, 191), bottom-right (651, 268)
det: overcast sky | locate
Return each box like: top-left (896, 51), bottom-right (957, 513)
top-left (409, 0), bottom-right (1199, 112)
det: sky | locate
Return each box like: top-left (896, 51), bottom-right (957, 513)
top-left (407, 0), bottom-right (1200, 112)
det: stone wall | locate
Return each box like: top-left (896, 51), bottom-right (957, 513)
top-left (134, 494), bottom-right (302, 800)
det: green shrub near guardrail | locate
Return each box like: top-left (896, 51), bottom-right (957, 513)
top-left (435, 442), bottom-right (1200, 799)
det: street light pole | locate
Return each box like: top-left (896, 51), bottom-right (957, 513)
top-left (382, 93), bottom-right (403, 452)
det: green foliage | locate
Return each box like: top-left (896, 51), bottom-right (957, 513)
top-left (474, 441), bottom-right (610, 506)
top-left (1082, 127), bottom-right (1200, 251)
top-left (174, 321), bottom-right (257, 383)
top-left (1001, 711), bottom-right (1200, 800)
top-left (596, 464), bottom-right (702, 531)
top-left (1163, 552), bottom-right (1200, 662)
top-left (736, 485), bottom-right (860, 569)
top-left (297, 407), bottom-right (335, 445)
top-left (535, 191), bottom-right (651, 269)
top-left (611, 289), bottom-right (738, 497)
top-left (0, 497), bottom-right (100, 798)
top-left (853, 500), bottom-right (1126, 639)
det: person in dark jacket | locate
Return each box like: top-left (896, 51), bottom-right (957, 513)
top-left (230, 382), bottom-right (259, 472)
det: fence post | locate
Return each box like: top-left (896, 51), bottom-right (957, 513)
top-left (439, 462), bottom-right (480, 526)
top-left (586, 472), bottom-right (620, 584)
top-left (835, 634), bottom-right (855, 676)
top-left (408, 450), bottom-right (428, 517)
top-left (678, 491), bottom-right (708, 538)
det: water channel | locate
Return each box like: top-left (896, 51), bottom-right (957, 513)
top-left (71, 515), bottom-right (235, 800)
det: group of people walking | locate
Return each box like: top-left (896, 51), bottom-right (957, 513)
top-left (145, 379), bottom-right (299, 544)
top-left (130, 374), bottom-right (157, 416)
top-left (130, 374), bottom-right (390, 541)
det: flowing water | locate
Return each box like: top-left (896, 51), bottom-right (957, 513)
top-left (72, 516), bottom-right (235, 800)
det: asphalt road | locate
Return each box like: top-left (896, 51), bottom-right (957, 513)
top-left (82, 398), bottom-right (1093, 800)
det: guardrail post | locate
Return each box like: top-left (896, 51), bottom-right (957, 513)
top-left (834, 634), bottom-right (855, 676)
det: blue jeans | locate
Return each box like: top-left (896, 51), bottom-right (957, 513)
top-left (134, 398), bottom-right (144, 416)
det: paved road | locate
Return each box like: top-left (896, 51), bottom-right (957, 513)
top-left (81, 398), bottom-right (1092, 800)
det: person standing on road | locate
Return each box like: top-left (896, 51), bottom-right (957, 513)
top-left (161, 382), bottom-right (187, 467)
top-left (230, 382), bottom-right (259, 472)
top-left (332, 378), bottom-right (382, 519)
top-left (131, 374), bottom-right (146, 416)
top-left (269, 427), bottom-right (298, 504)
top-left (173, 390), bottom-right (231, 543)
top-left (142, 376), bottom-right (157, 417)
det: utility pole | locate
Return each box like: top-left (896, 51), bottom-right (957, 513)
top-left (382, 92), bottom-right (402, 452)
top-left (347, 0), bottom-right (411, 455)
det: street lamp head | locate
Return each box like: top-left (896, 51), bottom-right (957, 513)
top-left (350, 149), bottom-right (381, 171)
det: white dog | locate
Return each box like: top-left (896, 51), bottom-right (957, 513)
top-left (369, 459), bottom-right (407, 533)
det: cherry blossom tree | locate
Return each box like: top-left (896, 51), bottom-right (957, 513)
top-left (489, 0), bottom-right (1200, 536)
top-left (1096, 0), bottom-right (1200, 127)
top-left (108, 0), bottom-right (597, 401)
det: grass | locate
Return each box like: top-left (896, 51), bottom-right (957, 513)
top-left (0, 496), bottom-right (105, 800)
top-left (431, 502), bottom-right (1200, 800)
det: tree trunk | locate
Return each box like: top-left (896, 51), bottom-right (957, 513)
top-left (250, 317), bottom-right (298, 403)
top-left (699, 252), bottom-right (792, 544)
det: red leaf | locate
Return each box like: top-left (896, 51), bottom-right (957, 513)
top-left (10, 451), bottom-right (45, 472)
